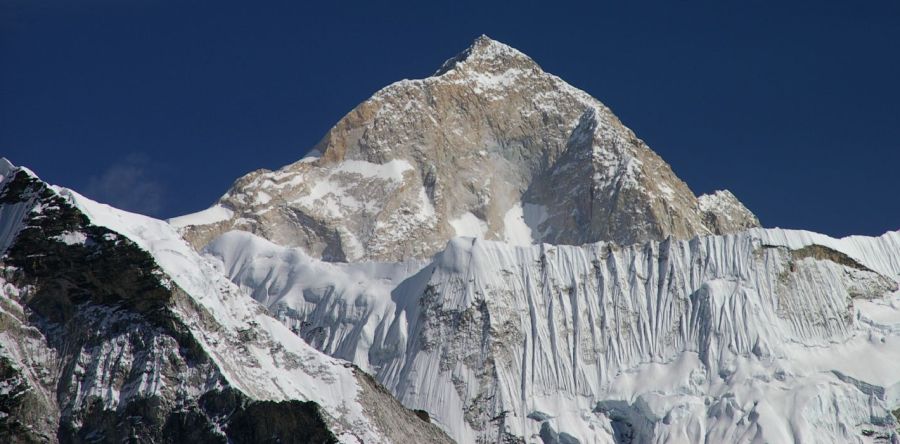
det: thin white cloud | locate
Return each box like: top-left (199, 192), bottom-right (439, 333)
top-left (84, 154), bottom-right (165, 217)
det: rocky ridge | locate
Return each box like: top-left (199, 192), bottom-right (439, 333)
top-left (0, 159), bottom-right (452, 443)
top-left (173, 36), bottom-right (759, 262)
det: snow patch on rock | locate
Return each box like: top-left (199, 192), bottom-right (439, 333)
top-left (502, 203), bottom-right (533, 246)
top-left (450, 212), bottom-right (488, 239)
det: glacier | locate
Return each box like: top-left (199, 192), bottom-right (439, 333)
top-left (206, 228), bottom-right (900, 443)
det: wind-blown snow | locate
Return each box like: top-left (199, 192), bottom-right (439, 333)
top-left (207, 227), bottom-right (900, 443)
top-left (298, 149), bottom-right (322, 163)
top-left (167, 204), bottom-right (233, 228)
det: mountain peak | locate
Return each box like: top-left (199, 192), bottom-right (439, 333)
top-left (176, 37), bottom-right (760, 261)
top-left (433, 35), bottom-right (538, 76)
top-left (467, 34), bottom-right (518, 57)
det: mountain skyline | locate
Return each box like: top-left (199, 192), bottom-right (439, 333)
top-left (3, 26), bottom-right (900, 442)
top-left (2, 1), bottom-right (899, 237)
top-left (171, 35), bottom-right (761, 263)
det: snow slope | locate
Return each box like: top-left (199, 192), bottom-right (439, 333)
top-left (206, 228), bottom-right (900, 443)
top-left (0, 160), bottom-right (451, 443)
top-left (63, 190), bottom-right (373, 433)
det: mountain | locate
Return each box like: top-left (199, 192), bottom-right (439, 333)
top-left (173, 36), bottom-right (759, 262)
top-left (4, 35), bottom-right (899, 444)
top-left (0, 159), bottom-right (452, 443)
top-left (180, 36), bottom-right (897, 443)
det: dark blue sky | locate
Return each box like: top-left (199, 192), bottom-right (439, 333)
top-left (2, 1), bottom-right (898, 236)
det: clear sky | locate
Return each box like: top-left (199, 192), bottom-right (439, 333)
top-left (2, 0), bottom-right (898, 237)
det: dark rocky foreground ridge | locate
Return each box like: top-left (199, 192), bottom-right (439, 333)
top-left (0, 161), bottom-right (453, 443)
top-left (0, 165), bottom-right (333, 443)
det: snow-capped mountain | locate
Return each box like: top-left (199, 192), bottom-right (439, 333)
top-left (174, 36), bottom-right (758, 263)
top-left (0, 159), bottom-right (451, 443)
top-left (180, 36), bottom-right (897, 443)
top-left (3, 35), bottom-right (899, 444)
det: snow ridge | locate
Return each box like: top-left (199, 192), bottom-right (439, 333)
top-left (207, 228), bottom-right (900, 443)
top-left (0, 161), bottom-right (451, 443)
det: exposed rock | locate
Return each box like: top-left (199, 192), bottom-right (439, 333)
top-left (0, 162), bottom-right (453, 443)
top-left (352, 367), bottom-right (454, 444)
top-left (698, 190), bottom-right (760, 235)
top-left (175, 36), bottom-right (760, 261)
top-left (0, 341), bottom-right (58, 443)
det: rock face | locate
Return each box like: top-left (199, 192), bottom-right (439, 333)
top-left (698, 190), bottom-right (760, 235)
top-left (174, 36), bottom-right (759, 262)
top-left (0, 160), bottom-right (452, 443)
